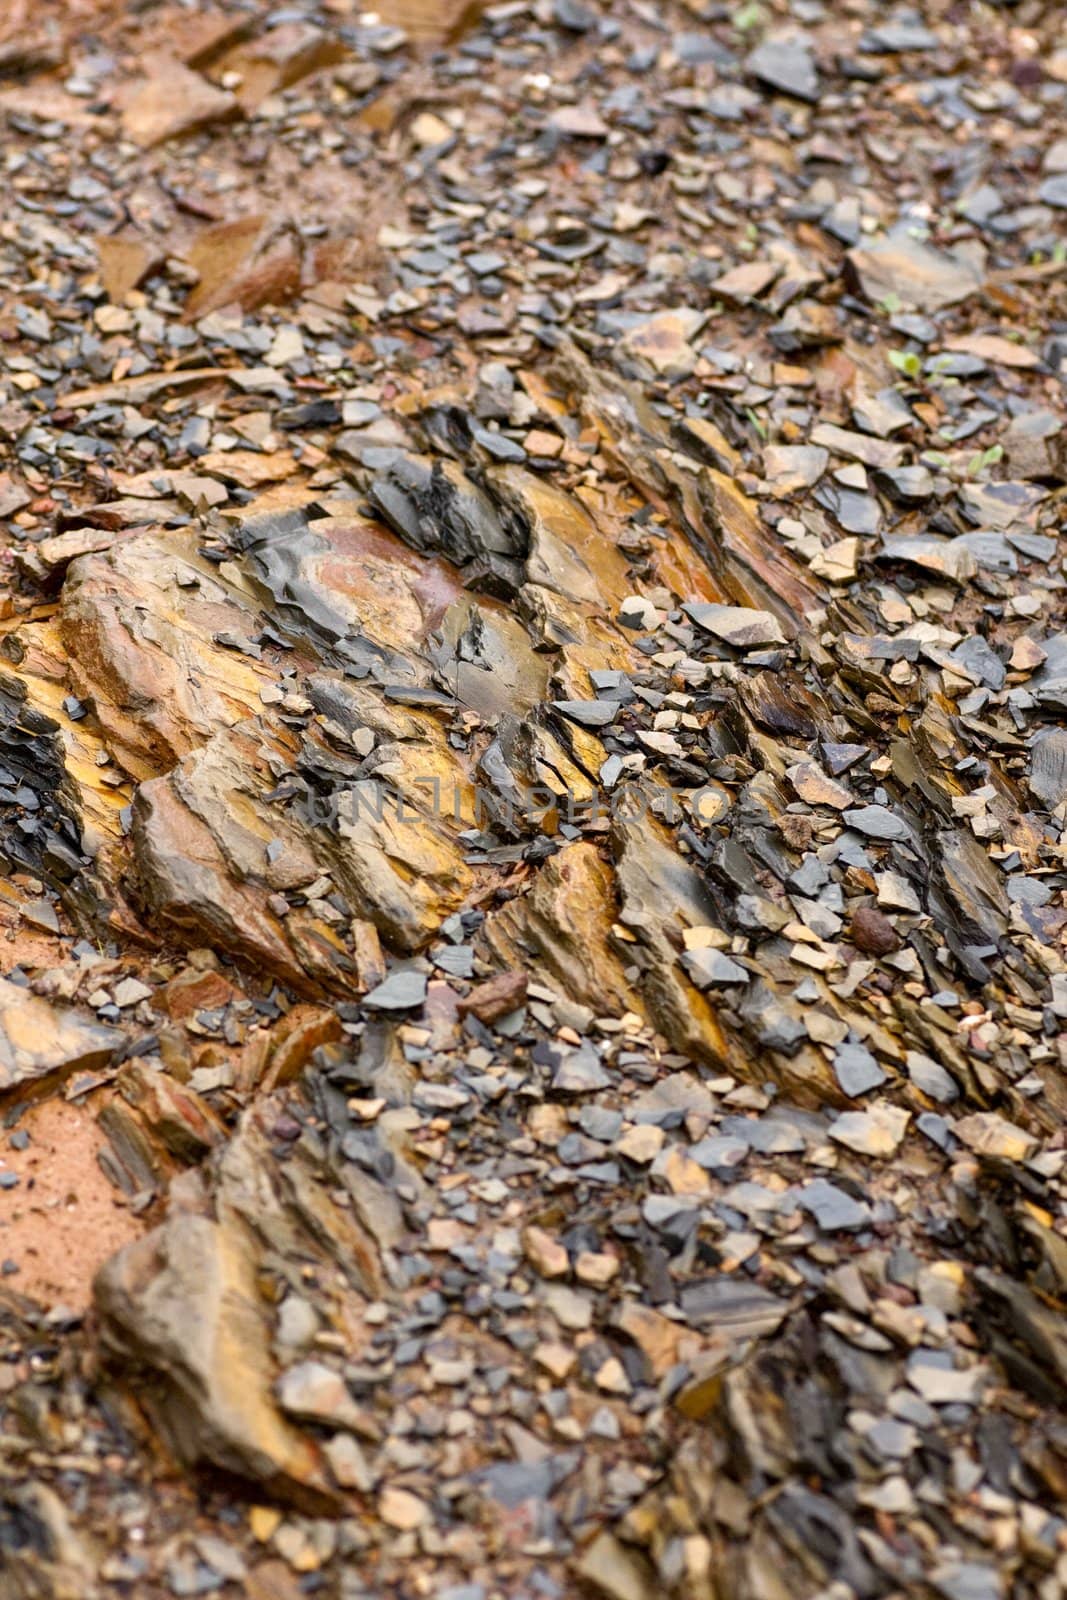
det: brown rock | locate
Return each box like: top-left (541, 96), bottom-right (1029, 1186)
top-left (160, 966), bottom-right (242, 1021)
top-left (94, 1214), bottom-right (339, 1509)
top-left (167, 8), bottom-right (254, 69)
top-left (116, 1059), bottom-right (227, 1162)
top-left (261, 1006), bottom-right (344, 1091)
top-left (481, 843), bottom-right (641, 1019)
top-left (0, 977), bottom-right (123, 1096)
top-left (131, 727), bottom-right (353, 996)
top-left (522, 1225), bottom-right (569, 1279)
top-left (60, 533), bottom-right (273, 779)
top-left (378, 0), bottom-right (487, 47)
top-left (96, 231), bottom-right (164, 304)
top-left (122, 58), bottom-right (238, 148)
top-left (183, 217), bottom-right (302, 319)
top-left (457, 970), bottom-right (527, 1023)
top-left (612, 1302), bottom-right (682, 1379)
top-left (214, 24), bottom-right (347, 112)
top-left (850, 905), bottom-right (899, 956)
top-left (15, 525), bottom-right (121, 586)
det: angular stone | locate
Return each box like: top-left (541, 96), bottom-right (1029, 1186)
top-left (682, 603), bottom-right (786, 649)
top-left (457, 970), bottom-right (527, 1023)
top-left (96, 230), bottom-right (165, 303)
top-left (682, 948), bottom-right (749, 988)
top-left (878, 534), bottom-right (978, 585)
top-left (833, 1040), bottom-right (888, 1097)
top-left (954, 1114), bottom-right (1038, 1163)
top-left (94, 1216), bottom-right (337, 1509)
top-left (122, 58), bottom-right (237, 148)
top-left (620, 309), bottom-right (705, 379)
top-left (763, 445), bottom-right (828, 492)
top-left (0, 978), bottom-right (123, 1095)
top-left (747, 36), bottom-right (820, 102)
top-left (1028, 728), bottom-right (1067, 810)
top-left (797, 1178), bottom-right (871, 1231)
top-left (829, 1102), bottom-right (910, 1157)
top-left (847, 234), bottom-right (984, 312)
top-left (60, 533), bottom-right (273, 779)
top-left (787, 761), bottom-right (852, 811)
top-left (575, 1532), bottom-right (657, 1600)
top-left (276, 1361), bottom-right (369, 1434)
top-left (362, 970), bottom-right (427, 1011)
top-left (213, 24), bottom-right (346, 112)
top-left (183, 216), bottom-right (302, 319)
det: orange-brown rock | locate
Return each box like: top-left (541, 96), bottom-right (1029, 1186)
top-left (96, 230), bottom-right (165, 303)
top-left (60, 533), bottom-right (274, 779)
top-left (182, 217), bottom-right (302, 318)
top-left (260, 1005), bottom-right (344, 1091)
top-left (160, 966), bottom-right (243, 1021)
top-left (212, 23), bottom-right (347, 112)
top-left (0, 977), bottom-right (124, 1096)
top-left (94, 1214), bottom-right (340, 1510)
top-left (122, 58), bottom-right (238, 148)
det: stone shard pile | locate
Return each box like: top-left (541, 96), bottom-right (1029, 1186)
top-left (0, 0), bottom-right (1064, 1597)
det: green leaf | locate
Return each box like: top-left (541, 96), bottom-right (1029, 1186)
top-left (967, 444), bottom-right (1003, 478)
top-left (732, 1), bottom-right (763, 30)
top-left (888, 350), bottom-right (921, 379)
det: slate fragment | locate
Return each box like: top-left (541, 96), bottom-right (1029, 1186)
top-left (847, 234), bottom-right (984, 312)
top-left (94, 1215), bottom-right (338, 1509)
top-left (747, 36), bottom-right (821, 103)
top-left (0, 978), bottom-right (123, 1094)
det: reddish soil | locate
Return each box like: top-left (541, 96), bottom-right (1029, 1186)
top-left (0, 1096), bottom-right (144, 1310)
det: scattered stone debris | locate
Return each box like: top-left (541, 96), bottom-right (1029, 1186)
top-left (0, 0), bottom-right (1064, 1595)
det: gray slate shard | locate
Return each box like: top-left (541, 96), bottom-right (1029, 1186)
top-left (681, 948), bottom-right (749, 988)
top-left (949, 635), bottom-right (1006, 691)
top-left (797, 1179), bottom-right (871, 1231)
top-left (823, 742), bottom-right (868, 775)
top-left (370, 455), bottom-right (527, 597)
top-left (552, 1042), bottom-right (611, 1093)
top-left (843, 805), bottom-right (910, 841)
top-left (363, 970), bottom-right (428, 1010)
top-left (746, 37), bottom-right (820, 103)
top-left (551, 699), bottom-right (619, 729)
top-left (682, 602), bottom-right (786, 648)
top-left (688, 1134), bottom-right (750, 1170)
top-left (874, 464), bottom-right (935, 502)
top-left (814, 482), bottom-right (881, 535)
top-left (1028, 727), bottom-right (1067, 810)
top-left (1032, 637), bottom-right (1067, 712)
top-left (833, 1040), bottom-right (888, 1097)
top-left (906, 1052), bottom-right (958, 1104)
top-left (862, 18), bottom-right (938, 52)
top-left (679, 1277), bottom-right (787, 1338)
top-left (847, 233), bottom-right (983, 313)
top-left (931, 1563), bottom-right (1003, 1600)
top-left (740, 986), bottom-right (807, 1055)
top-left (1038, 176), bottom-right (1067, 209)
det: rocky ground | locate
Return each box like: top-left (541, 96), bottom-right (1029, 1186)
top-left (0, 0), bottom-right (1065, 1595)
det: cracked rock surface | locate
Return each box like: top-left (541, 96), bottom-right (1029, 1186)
top-left (0, 0), bottom-right (1065, 1596)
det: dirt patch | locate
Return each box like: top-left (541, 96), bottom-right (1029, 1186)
top-left (0, 1096), bottom-right (143, 1310)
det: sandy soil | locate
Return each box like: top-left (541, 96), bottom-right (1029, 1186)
top-left (0, 1096), bottom-right (143, 1310)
